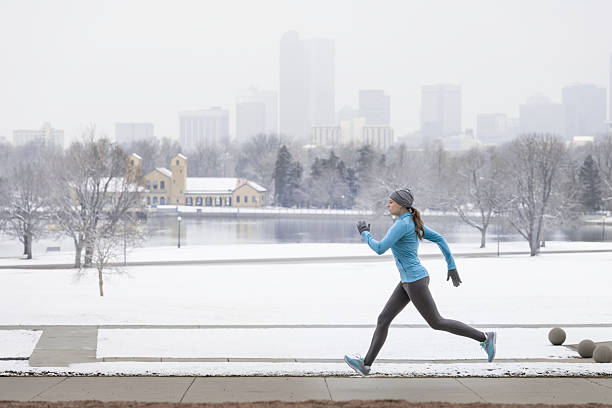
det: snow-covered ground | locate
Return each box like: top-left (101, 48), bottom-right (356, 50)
top-left (1, 249), bottom-right (611, 325)
top-left (2, 240), bottom-right (612, 267)
top-left (1, 242), bottom-right (612, 376)
top-left (0, 331), bottom-right (42, 358)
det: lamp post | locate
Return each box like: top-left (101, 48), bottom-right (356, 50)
top-left (177, 216), bottom-right (182, 248)
top-left (603, 215), bottom-right (606, 242)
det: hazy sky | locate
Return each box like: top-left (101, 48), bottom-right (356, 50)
top-left (1, 0), bottom-right (611, 144)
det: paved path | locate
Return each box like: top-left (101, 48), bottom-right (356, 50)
top-left (2, 248), bottom-right (612, 269)
top-left (2, 325), bottom-right (612, 367)
top-left (1, 376), bottom-right (612, 403)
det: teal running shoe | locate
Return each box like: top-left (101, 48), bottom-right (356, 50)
top-left (344, 354), bottom-right (370, 376)
top-left (480, 331), bottom-right (497, 362)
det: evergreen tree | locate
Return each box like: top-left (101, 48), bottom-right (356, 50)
top-left (579, 154), bottom-right (602, 211)
top-left (273, 145), bottom-right (303, 207)
top-left (356, 145), bottom-right (375, 182)
top-left (273, 145), bottom-right (292, 206)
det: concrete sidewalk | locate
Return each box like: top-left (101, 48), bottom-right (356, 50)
top-left (1, 376), bottom-right (612, 403)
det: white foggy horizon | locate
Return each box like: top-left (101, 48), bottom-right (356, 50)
top-left (1, 0), bottom-right (611, 145)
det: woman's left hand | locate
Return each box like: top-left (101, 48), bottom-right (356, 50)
top-left (447, 268), bottom-right (462, 287)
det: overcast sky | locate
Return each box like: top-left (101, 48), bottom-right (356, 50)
top-left (1, 0), bottom-right (611, 144)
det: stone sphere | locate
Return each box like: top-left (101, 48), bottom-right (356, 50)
top-left (548, 327), bottom-right (566, 345)
top-left (593, 345), bottom-right (612, 363)
top-left (578, 339), bottom-right (596, 358)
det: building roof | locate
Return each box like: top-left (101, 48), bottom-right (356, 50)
top-left (176, 153), bottom-right (187, 160)
top-left (185, 177), bottom-right (267, 194)
top-left (130, 153), bottom-right (142, 160)
top-left (245, 180), bottom-right (266, 192)
top-left (155, 167), bottom-right (172, 178)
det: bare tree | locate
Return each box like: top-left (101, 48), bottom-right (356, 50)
top-left (503, 134), bottom-right (567, 256)
top-left (91, 214), bottom-right (144, 297)
top-left (3, 163), bottom-right (52, 258)
top-left (0, 143), bottom-right (57, 259)
top-left (449, 147), bottom-right (506, 248)
top-left (592, 135), bottom-right (612, 210)
top-left (235, 134), bottom-right (280, 201)
top-left (50, 129), bottom-right (145, 268)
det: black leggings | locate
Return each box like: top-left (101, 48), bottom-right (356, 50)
top-left (364, 277), bottom-right (486, 366)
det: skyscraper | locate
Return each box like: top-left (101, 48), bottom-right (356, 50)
top-left (359, 90), bottom-right (390, 126)
top-left (305, 38), bottom-right (335, 127)
top-left (562, 84), bottom-right (606, 139)
top-left (420, 84), bottom-right (462, 139)
top-left (179, 107), bottom-right (229, 151)
top-left (236, 102), bottom-right (266, 141)
top-left (115, 123), bottom-right (154, 145)
top-left (519, 94), bottom-right (563, 136)
top-left (280, 31), bottom-right (335, 140)
top-left (236, 88), bottom-right (277, 140)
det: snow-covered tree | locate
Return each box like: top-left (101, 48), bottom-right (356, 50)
top-left (503, 134), bottom-right (567, 256)
top-left (50, 129), bottom-right (145, 269)
top-left (578, 154), bottom-right (603, 211)
top-left (0, 143), bottom-right (57, 259)
top-left (449, 146), bottom-right (506, 248)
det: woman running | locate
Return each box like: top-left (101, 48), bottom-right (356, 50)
top-left (344, 188), bottom-right (496, 376)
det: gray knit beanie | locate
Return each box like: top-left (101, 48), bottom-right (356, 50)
top-left (389, 188), bottom-right (414, 209)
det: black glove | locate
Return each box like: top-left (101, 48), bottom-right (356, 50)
top-left (357, 220), bottom-right (370, 234)
top-left (447, 268), bottom-right (462, 287)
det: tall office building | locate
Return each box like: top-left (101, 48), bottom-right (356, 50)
top-left (305, 38), bottom-right (335, 127)
top-left (115, 123), bottom-right (154, 145)
top-left (236, 102), bottom-right (266, 141)
top-left (179, 107), bottom-right (229, 151)
top-left (420, 84), bottom-right (462, 139)
top-left (236, 88), bottom-right (278, 140)
top-left (359, 90), bottom-right (390, 126)
top-left (610, 53), bottom-right (612, 122)
top-left (13, 122), bottom-right (64, 148)
top-left (280, 31), bottom-right (335, 140)
top-left (519, 94), bottom-right (563, 136)
top-left (562, 84), bottom-right (606, 139)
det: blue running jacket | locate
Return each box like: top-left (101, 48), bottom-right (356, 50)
top-left (361, 212), bottom-right (456, 282)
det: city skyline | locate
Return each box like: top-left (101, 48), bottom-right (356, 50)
top-left (1, 0), bottom-right (611, 145)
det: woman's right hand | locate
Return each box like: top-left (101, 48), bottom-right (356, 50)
top-left (357, 220), bottom-right (370, 234)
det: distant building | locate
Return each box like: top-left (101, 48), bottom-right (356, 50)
top-left (13, 122), bottom-right (64, 148)
top-left (311, 117), bottom-right (393, 150)
top-left (133, 153), bottom-right (267, 207)
top-left (420, 84), bottom-right (461, 139)
top-left (362, 126), bottom-right (394, 150)
top-left (519, 94), bottom-right (564, 136)
top-left (562, 84), bottom-right (607, 139)
top-left (610, 53), bottom-right (612, 122)
top-left (477, 113), bottom-right (518, 145)
top-left (115, 123), bottom-right (154, 145)
top-left (179, 107), bottom-right (229, 151)
top-left (570, 136), bottom-right (595, 147)
top-left (312, 126), bottom-right (342, 147)
top-left (359, 90), bottom-right (390, 126)
top-left (236, 102), bottom-right (266, 141)
top-left (280, 31), bottom-right (335, 140)
top-left (236, 88), bottom-right (277, 140)
top-left (336, 105), bottom-right (358, 124)
top-left (236, 88), bottom-right (278, 140)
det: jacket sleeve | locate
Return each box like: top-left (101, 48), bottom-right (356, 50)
top-left (361, 221), bottom-right (405, 255)
top-left (423, 226), bottom-right (457, 270)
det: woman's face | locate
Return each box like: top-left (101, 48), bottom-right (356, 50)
top-left (387, 198), bottom-right (404, 216)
